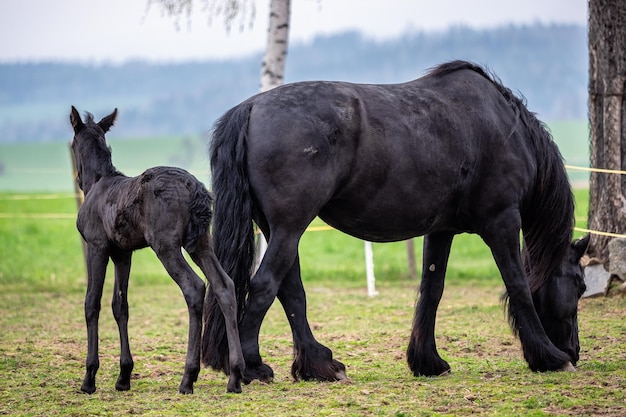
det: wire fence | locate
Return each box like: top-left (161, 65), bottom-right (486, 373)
top-left (2, 164), bottom-right (626, 239)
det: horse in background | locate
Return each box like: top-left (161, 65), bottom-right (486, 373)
top-left (69, 106), bottom-right (244, 394)
top-left (201, 60), bottom-right (588, 384)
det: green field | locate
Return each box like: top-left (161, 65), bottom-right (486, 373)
top-left (1, 189), bottom-right (625, 416)
top-left (0, 188), bottom-right (590, 290)
top-left (0, 120), bottom-right (589, 193)
top-left (0, 123), bottom-right (611, 416)
top-left (0, 135), bottom-right (211, 193)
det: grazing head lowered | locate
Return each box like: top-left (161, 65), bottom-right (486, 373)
top-left (528, 234), bottom-right (589, 367)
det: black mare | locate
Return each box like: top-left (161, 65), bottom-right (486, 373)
top-left (201, 61), bottom-right (589, 383)
top-left (70, 107), bottom-right (244, 394)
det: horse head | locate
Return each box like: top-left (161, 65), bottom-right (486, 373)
top-left (69, 106), bottom-right (118, 194)
top-left (532, 234), bottom-right (589, 366)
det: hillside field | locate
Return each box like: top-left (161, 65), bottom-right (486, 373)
top-left (0, 120), bottom-right (589, 193)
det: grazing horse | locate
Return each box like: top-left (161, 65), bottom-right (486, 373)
top-left (69, 107), bottom-right (244, 394)
top-left (201, 61), bottom-right (588, 384)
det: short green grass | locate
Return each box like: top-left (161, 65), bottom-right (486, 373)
top-left (0, 281), bottom-right (624, 416)
top-left (0, 188), bottom-right (590, 290)
top-left (2, 189), bottom-right (623, 416)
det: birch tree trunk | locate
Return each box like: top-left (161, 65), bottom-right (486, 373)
top-left (587, 0), bottom-right (626, 262)
top-left (255, 0), bottom-right (291, 267)
top-left (259, 0), bottom-right (290, 91)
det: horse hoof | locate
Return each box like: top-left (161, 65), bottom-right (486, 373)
top-left (115, 380), bottom-right (131, 391)
top-left (226, 381), bottom-right (242, 394)
top-left (560, 362), bottom-right (576, 372)
top-left (80, 385), bottom-right (96, 394)
top-left (243, 363), bottom-right (274, 385)
top-left (178, 385), bottom-right (194, 394)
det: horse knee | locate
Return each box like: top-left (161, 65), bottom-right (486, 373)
top-left (184, 281), bottom-right (205, 315)
top-left (111, 296), bottom-right (129, 322)
top-left (84, 300), bottom-right (101, 323)
top-left (213, 285), bottom-right (236, 311)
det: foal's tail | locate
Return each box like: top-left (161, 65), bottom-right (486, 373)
top-left (184, 179), bottom-right (213, 254)
top-left (201, 102), bottom-right (256, 372)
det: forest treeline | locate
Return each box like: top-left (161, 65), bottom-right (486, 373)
top-left (0, 23), bottom-right (587, 142)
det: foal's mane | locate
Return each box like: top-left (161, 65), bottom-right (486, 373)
top-left (428, 61), bottom-right (574, 293)
top-left (77, 112), bottom-right (122, 181)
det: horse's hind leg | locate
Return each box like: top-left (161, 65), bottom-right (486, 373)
top-left (153, 245), bottom-right (205, 394)
top-left (110, 249), bottom-right (134, 391)
top-left (81, 245), bottom-right (109, 394)
top-left (189, 238), bottom-right (244, 393)
top-left (237, 229), bottom-right (301, 383)
top-left (407, 232), bottom-right (454, 376)
top-left (277, 257), bottom-right (346, 381)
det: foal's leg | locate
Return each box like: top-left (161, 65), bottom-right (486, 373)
top-left (110, 249), bottom-right (134, 391)
top-left (81, 245), bottom-right (109, 394)
top-left (277, 256), bottom-right (346, 381)
top-left (189, 238), bottom-right (244, 393)
top-left (481, 210), bottom-right (572, 371)
top-left (407, 232), bottom-right (454, 376)
top-left (154, 245), bottom-right (206, 394)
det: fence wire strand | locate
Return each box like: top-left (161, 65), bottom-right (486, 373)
top-left (2, 165), bottom-right (626, 239)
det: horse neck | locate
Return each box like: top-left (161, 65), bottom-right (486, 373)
top-left (77, 152), bottom-right (119, 196)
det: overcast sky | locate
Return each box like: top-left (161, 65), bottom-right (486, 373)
top-left (0, 0), bottom-right (587, 63)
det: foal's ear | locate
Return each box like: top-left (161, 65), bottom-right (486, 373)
top-left (572, 233), bottom-right (590, 260)
top-left (70, 106), bottom-right (84, 133)
top-left (98, 108), bottom-right (118, 133)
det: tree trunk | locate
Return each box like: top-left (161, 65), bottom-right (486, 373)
top-left (255, 0), bottom-right (291, 268)
top-left (259, 0), bottom-right (290, 91)
top-left (587, 0), bottom-right (626, 262)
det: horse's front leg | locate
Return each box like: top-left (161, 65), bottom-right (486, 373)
top-left (155, 246), bottom-right (205, 394)
top-left (277, 256), bottom-right (346, 381)
top-left (407, 232), bottom-right (454, 376)
top-left (482, 210), bottom-right (572, 372)
top-left (81, 245), bottom-right (109, 394)
top-left (110, 249), bottom-right (134, 391)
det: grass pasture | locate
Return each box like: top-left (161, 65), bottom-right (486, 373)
top-left (1, 189), bottom-right (626, 416)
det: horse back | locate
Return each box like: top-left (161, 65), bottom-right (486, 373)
top-left (242, 70), bottom-right (538, 241)
top-left (78, 167), bottom-right (210, 251)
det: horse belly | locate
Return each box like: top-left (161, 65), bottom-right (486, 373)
top-left (320, 189), bottom-right (465, 242)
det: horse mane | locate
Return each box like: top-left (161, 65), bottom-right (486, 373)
top-left (429, 60), bottom-right (574, 293)
top-left (80, 112), bottom-right (122, 179)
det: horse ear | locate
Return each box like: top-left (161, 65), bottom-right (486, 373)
top-left (98, 108), bottom-right (118, 133)
top-left (70, 106), bottom-right (84, 133)
top-left (572, 233), bottom-right (590, 260)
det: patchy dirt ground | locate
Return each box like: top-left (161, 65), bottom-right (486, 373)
top-left (1, 281), bottom-right (624, 416)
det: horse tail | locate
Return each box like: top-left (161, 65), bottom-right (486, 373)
top-left (183, 177), bottom-right (213, 254)
top-left (201, 102), bottom-right (255, 372)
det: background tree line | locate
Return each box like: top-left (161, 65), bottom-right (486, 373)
top-left (0, 23), bottom-right (586, 143)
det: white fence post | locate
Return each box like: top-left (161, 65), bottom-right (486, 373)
top-left (364, 241), bottom-right (378, 297)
